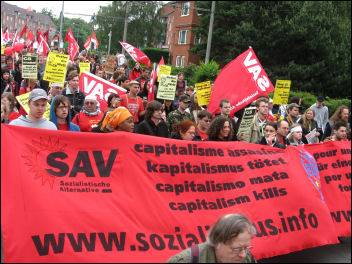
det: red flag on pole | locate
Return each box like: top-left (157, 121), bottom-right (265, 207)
top-left (91, 32), bottom-right (99, 49)
top-left (147, 56), bottom-right (165, 101)
top-left (25, 30), bottom-right (34, 47)
top-left (208, 47), bottom-right (275, 115)
top-left (20, 24), bottom-right (27, 39)
top-left (52, 34), bottom-right (59, 42)
top-left (12, 30), bottom-right (19, 45)
top-left (84, 35), bottom-right (91, 50)
top-left (43, 29), bottom-right (50, 44)
top-left (64, 28), bottom-right (80, 60)
top-left (37, 32), bottom-right (49, 56)
top-left (120, 42), bottom-right (152, 67)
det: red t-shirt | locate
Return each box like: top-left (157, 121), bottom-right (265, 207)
top-left (8, 111), bottom-right (21, 122)
top-left (120, 94), bottom-right (144, 123)
top-left (57, 123), bottom-right (69, 131)
top-left (197, 127), bottom-right (208, 140)
top-left (72, 111), bottom-right (105, 132)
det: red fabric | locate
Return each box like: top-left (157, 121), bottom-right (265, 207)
top-left (196, 127), bottom-right (208, 140)
top-left (37, 32), bottom-right (49, 56)
top-left (63, 28), bottom-right (79, 60)
top-left (120, 42), bottom-right (152, 67)
top-left (129, 69), bottom-right (142, 81)
top-left (91, 32), bottom-right (99, 49)
top-left (20, 24), bottom-right (27, 39)
top-left (57, 123), bottom-right (69, 131)
top-left (71, 111), bottom-right (104, 132)
top-left (266, 113), bottom-right (276, 122)
top-left (8, 111), bottom-right (21, 121)
top-left (83, 35), bottom-right (91, 50)
top-left (120, 94), bottom-right (144, 123)
top-left (2, 124), bottom-right (345, 262)
top-left (208, 48), bottom-right (275, 115)
top-left (25, 30), bottom-right (34, 47)
top-left (79, 71), bottom-right (127, 113)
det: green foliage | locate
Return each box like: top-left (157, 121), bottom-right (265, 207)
top-left (142, 47), bottom-right (169, 64)
top-left (192, 61), bottom-right (220, 84)
top-left (192, 1), bottom-right (351, 98)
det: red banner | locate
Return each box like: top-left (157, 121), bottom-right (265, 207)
top-left (64, 28), bottom-right (80, 60)
top-left (208, 48), bottom-right (275, 115)
top-left (120, 42), bottom-right (152, 67)
top-left (2, 124), bottom-right (349, 262)
top-left (79, 71), bottom-right (127, 112)
top-left (303, 142), bottom-right (351, 237)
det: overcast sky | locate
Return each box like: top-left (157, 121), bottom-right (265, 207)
top-left (5, 1), bottom-right (113, 22)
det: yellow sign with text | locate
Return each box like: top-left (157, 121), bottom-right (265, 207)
top-left (43, 52), bottom-right (69, 84)
top-left (16, 92), bottom-right (51, 120)
top-left (79, 62), bottom-right (90, 75)
top-left (273, 80), bottom-right (291, 105)
top-left (195, 81), bottom-right (212, 106)
top-left (157, 65), bottom-right (172, 82)
top-left (156, 74), bottom-right (178, 101)
top-left (1, 45), bottom-right (4, 55)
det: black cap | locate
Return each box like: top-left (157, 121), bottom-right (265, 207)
top-left (179, 94), bottom-right (191, 103)
top-left (317, 96), bottom-right (325, 102)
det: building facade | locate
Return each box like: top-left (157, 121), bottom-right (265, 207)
top-left (1, 2), bottom-right (56, 40)
top-left (161, 1), bottom-right (201, 67)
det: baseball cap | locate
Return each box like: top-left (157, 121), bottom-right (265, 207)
top-left (317, 96), bottom-right (325, 102)
top-left (28, 89), bottom-right (48, 101)
top-left (179, 94), bottom-right (191, 103)
top-left (287, 103), bottom-right (301, 109)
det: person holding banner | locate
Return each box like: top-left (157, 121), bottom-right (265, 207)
top-left (207, 115), bottom-right (234, 141)
top-left (327, 121), bottom-right (348, 142)
top-left (298, 108), bottom-right (321, 144)
top-left (275, 120), bottom-right (291, 148)
top-left (171, 120), bottom-right (197, 141)
top-left (217, 99), bottom-right (241, 141)
top-left (9, 88), bottom-right (57, 130)
top-left (194, 110), bottom-right (212, 141)
top-left (167, 213), bottom-right (256, 263)
top-left (287, 124), bottom-right (304, 147)
top-left (49, 95), bottom-right (80, 131)
top-left (257, 122), bottom-right (285, 149)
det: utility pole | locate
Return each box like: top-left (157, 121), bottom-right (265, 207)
top-left (108, 24), bottom-right (112, 55)
top-left (122, 1), bottom-right (130, 55)
top-left (205, 1), bottom-right (215, 64)
top-left (59, 1), bottom-right (64, 48)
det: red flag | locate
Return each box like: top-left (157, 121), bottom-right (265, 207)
top-left (208, 48), bottom-right (275, 115)
top-left (64, 28), bottom-right (80, 60)
top-left (148, 56), bottom-right (165, 101)
top-left (25, 30), bottom-right (34, 47)
top-left (91, 32), bottom-right (99, 49)
top-left (52, 34), bottom-right (59, 42)
top-left (35, 29), bottom-right (42, 41)
top-left (12, 30), bottom-right (19, 45)
top-left (9, 31), bottom-right (13, 40)
top-left (25, 7), bottom-right (32, 12)
top-left (83, 35), bottom-right (91, 50)
top-left (120, 41), bottom-right (152, 67)
top-left (37, 32), bottom-right (49, 56)
top-left (43, 29), bottom-right (50, 44)
top-left (3, 28), bottom-right (10, 44)
top-left (20, 24), bottom-right (27, 39)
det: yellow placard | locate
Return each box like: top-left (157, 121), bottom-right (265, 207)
top-left (272, 80), bottom-right (291, 105)
top-left (43, 52), bottom-right (69, 84)
top-left (79, 62), bottom-right (90, 75)
top-left (195, 81), bottom-right (212, 106)
top-left (1, 45), bottom-right (4, 55)
top-left (22, 54), bottom-right (38, 79)
top-left (16, 92), bottom-right (51, 120)
top-left (156, 74), bottom-right (178, 101)
top-left (157, 65), bottom-right (172, 82)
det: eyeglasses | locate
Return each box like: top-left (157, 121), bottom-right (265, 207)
top-left (227, 246), bottom-right (254, 254)
top-left (57, 105), bottom-right (69, 110)
top-left (202, 119), bottom-right (211, 123)
top-left (85, 101), bottom-right (96, 105)
top-left (223, 106), bottom-right (231, 109)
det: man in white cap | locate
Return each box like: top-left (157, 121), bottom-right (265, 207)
top-left (71, 94), bottom-right (104, 132)
top-left (9, 88), bottom-right (57, 130)
top-left (47, 82), bottom-right (64, 103)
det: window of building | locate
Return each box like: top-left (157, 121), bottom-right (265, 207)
top-left (194, 35), bottom-right (201, 44)
top-left (178, 30), bottom-right (188, 44)
top-left (176, 56), bottom-right (180, 67)
top-left (181, 2), bottom-right (190, 16)
top-left (181, 56), bottom-right (185, 68)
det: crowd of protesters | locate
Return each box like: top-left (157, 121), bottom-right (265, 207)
top-left (1, 50), bottom-right (351, 146)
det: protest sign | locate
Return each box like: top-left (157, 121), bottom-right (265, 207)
top-left (22, 54), bottom-right (38, 79)
top-left (273, 80), bottom-right (291, 105)
top-left (2, 124), bottom-right (346, 262)
top-left (237, 107), bottom-right (257, 143)
top-left (195, 81), bottom-right (212, 106)
top-left (208, 48), bottom-right (275, 115)
top-left (79, 62), bottom-right (90, 76)
top-left (156, 74), bottom-right (178, 100)
top-left (304, 142), bottom-right (351, 237)
top-left (1, 45), bottom-right (4, 55)
top-left (120, 42), bottom-right (152, 67)
top-left (16, 92), bottom-right (51, 120)
top-left (305, 128), bottom-right (317, 144)
top-left (43, 52), bottom-right (69, 84)
top-left (105, 55), bottom-right (116, 75)
top-left (79, 71), bottom-right (126, 112)
top-left (157, 65), bottom-right (171, 82)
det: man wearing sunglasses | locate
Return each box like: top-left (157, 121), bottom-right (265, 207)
top-left (167, 213), bottom-right (257, 263)
top-left (167, 94), bottom-right (195, 132)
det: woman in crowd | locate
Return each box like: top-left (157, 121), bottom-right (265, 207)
top-left (107, 93), bottom-right (122, 112)
top-left (129, 62), bottom-right (142, 81)
top-left (91, 107), bottom-right (134, 133)
top-left (136, 100), bottom-right (169, 138)
top-left (171, 120), bottom-right (196, 141)
top-left (257, 122), bottom-right (285, 149)
top-left (186, 92), bottom-right (204, 124)
top-left (1, 100), bottom-right (9, 123)
top-left (207, 115), bottom-right (234, 141)
top-left (164, 99), bottom-right (177, 117)
top-left (1, 67), bottom-right (16, 94)
top-left (1, 92), bottom-right (20, 122)
top-left (323, 105), bottom-right (350, 140)
top-left (298, 108), bottom-right (321, 143)
top-left (288, 123), bottom-right (304, 146)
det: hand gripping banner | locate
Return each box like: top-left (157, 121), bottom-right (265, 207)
top-left (2, 124), bottom-right (349, 262)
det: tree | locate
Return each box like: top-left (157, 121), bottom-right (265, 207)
top-left (191, 1), bottom-right (351, 98)
top-left (95, 1), bottom-right (164, 55)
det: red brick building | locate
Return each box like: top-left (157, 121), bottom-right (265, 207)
top-left (161, 1), bottom-right (201, 67)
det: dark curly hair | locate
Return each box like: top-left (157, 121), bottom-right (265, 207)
top-left (207, 115), bottom-right (234, 141)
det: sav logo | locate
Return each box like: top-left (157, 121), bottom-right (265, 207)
top-left (21, 137), bottom-right (119, 190)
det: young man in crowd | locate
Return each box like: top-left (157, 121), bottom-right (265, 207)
top-left (328, 121), bottom-right (348, 142)
top-left (120, 80), bottom-right (145, 124)
top-left (194, 110), bottom-right (212, 141)
top-left (62, 71), bottom-right (85, 119)
top-left (49, 95), bottom-right (80, 131)
top-left (248, 97), bottom-right (269, 143)
top-left (167, 94), bottom-right (194, 132)
top-left (310, 96), bottom-right (329, 141)
top-left (9, 88), bottom-right (57, 130)
top-left (284, 103), bottom-right (300, 128)
top-left (276, 120), bottom-right (291, 148)
top-left (118, 76), bottom-right (130, 93)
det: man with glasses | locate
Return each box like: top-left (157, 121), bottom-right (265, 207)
top-left (167, 213), bottom-right (257, 263)
top-left (194, 110), bottom-right (212, 141)
top-left (49, 95), bottom-right (80, 131)
top-left (62, 71), bottom-right (85, 120)
top-left (167, 94), bottom-right (195, 132)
